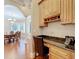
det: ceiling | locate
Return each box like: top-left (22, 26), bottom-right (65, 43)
top-left (5, 0), bottom-right (32, 7)
top-left (4, 0), bottom-right (32, 20)
top-left (4, 5), bottom-right (26, 20)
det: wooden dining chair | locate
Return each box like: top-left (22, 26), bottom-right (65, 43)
top-left (4, 35), bottom-right (10, 44)
top-left (33, 36), bottom-right (49, 59)
top-left (9, 31), bottom-right (15, 42)
top-left (10, 31), bottom-right (14, 35)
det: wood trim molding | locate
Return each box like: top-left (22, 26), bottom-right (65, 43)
top-left (44, 14), bottom-right (60, 23)
top-left (38, 0), bottom-right (44, 5)
top-left (40, 14), bottom-right (60, 27)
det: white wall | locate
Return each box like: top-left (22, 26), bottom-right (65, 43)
top-left (31, 0), bottom-right (41, 36)
top-left (4, 19), bottom-right (11, 34)
top-left (41, 21), bottom-right (75, 38)
top-left (25, 16), bottom-right (31, 35)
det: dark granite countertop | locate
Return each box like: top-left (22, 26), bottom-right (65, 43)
top-left (36, 35), bottom-right (75, 51)
top-left (37, 35), bottom-right (65, 44)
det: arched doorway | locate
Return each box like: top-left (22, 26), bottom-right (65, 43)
top-left (4, 4), bottom-right (32, 43)
top-left (4, 5), bottom-right (26, 37)
top-left (4, 4), bottom-right (33, 59)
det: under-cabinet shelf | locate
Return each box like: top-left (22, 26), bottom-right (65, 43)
top-left (44, 14), bottom-right (60, 23)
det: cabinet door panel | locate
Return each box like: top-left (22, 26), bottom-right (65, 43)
top-left (71, 53), bottom-right (75, 59)
top-left (49, 52), bottom-right (65, 59)
top-left (60, 0), bottom-right (75, 24)
top-left (39, 0), bottom-right (61, 26)
top-left (39, 4), bottom-right (45, 26)
top-left (44, 0), bottom-right (49, 18)
top-left (49, 0), bottom-right (60, 16)
top-left (60, 0), bottom-right (64, 22)
top-left (49, 45), bottom-right (73, 59)
top-left (66, 0), bottom-right (73, 22)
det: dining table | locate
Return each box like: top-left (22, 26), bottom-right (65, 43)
top-left (4, 34), bottom-right (15, 43)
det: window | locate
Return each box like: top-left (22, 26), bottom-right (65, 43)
top-left (11, 23), bottom-right (25, 33)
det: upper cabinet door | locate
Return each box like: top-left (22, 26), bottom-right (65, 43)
top-left (49, 0), bottom-right (60, 16)
top-left (39, 3), bottom-right (45, 26)
top-left (39, 1), bottom-right (48, 27)
top-left (39, 0), bottom-right (60, 27)
top-left (60, 0), bottom-right (75, 24)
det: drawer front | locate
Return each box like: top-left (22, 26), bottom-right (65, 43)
top-left (49, 45), bottom-right (72, 59)
top-left (49, 52), bottom-right (65, 59)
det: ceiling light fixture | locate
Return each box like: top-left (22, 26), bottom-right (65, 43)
top-left (8, 18), bottom-right (12, 21)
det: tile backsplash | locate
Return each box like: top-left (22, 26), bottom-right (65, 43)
top-left (41, 21), bottom-right (75, 38)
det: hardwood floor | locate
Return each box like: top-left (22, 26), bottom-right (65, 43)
top-left (35, 56), bottom-right (49, 59)
top-left (4, 40), bottom-right (32, 59)
top-left (4, 40), bottom-right (48, 59)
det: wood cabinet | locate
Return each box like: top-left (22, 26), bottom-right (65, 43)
top-left (49, 45), bottom-right (74, 59)
top-left (36, 0), bottom-right (42, 4)
top-left (71, 52), bottom-right (75, 59)
top-left (49, 0), bottom-right (60, 17)
top-left (60, 0), bottom-right (75, 24)
top-left (39, 0), bottom-right (48, 27)
top-left (44, 40), bottom-right (75, 59)
top-left (39, 0), bottom-right (60, 27)
top-left (49, 52), bottom-right (65, 59)
top-left (39, 0), bottom-right (75, 26)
